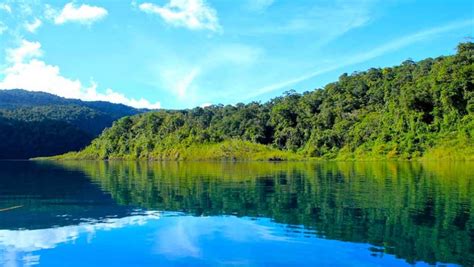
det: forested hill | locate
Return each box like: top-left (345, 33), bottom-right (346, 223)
top-left (53, 42), bottom-right (474, 161)
top-left (0, 90), bottom-right (144, 159)
top-left (0, 89), bottom-right (143, 120)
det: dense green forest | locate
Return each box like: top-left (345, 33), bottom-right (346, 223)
top-left (54, 42), bottom-right (474, 161)
top-left (0, 90), bottom-right (143, 159)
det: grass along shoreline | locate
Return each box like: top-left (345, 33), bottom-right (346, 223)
top-left (35, 139), bottom-right (473, 162)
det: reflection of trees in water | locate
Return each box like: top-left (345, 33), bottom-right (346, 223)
top-left (55, 161), bottom-right (474, 266)
top-left (0, 162), bottom-right (135, 230)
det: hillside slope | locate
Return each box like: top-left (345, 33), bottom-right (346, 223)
top-left (52, 43), bottom-right (474, 161)
top-left (0, 90), bottom-right (144, 159)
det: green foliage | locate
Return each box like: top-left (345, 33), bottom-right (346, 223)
top-left (0, 89), bottom-right (143, 159)
top-left (51, 139), bottom-right (302, 161)
top-left (0, 105), bottom-right (113, 136)
top-left (53, 42), bottom-right (474, 161)
top-left (0, 116), bottom-right (92, 159)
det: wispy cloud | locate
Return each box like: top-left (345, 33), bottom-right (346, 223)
top-left (248, 19), bottom-right (474, 99)
top-left (247, 1), bottom-right (372, 36)
top-left (247, 0), bottom-right (274, 12)
top-left (176, 67), bottom-right (200, 98)
top-left (52, 2), bottom-right (108, 25)
top-left (25, 18), bottom-right (42, 33)
top-left (0, 3), bottom-right (11, 13)
top-left (0, 21), bottom-right (7, 35)
top-left (157, 66), bottom-right (200, 100)
top-left (138, 0), bottom-right (221, 32)
top-left (152, 43), bottom-right (262, 105)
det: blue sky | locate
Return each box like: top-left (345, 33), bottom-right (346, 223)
top-left (0, 0), bottom-right (472, 109)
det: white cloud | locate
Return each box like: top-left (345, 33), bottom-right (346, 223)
top-left (54, 2), bottom-right (108, 25)
top-left (6, 40), bottom-right (43, 63)
top-left (95, 87), bottom-right (162, 109)
top-left (139, 0), bottom-right (220, 32)
top-left (0, 21), bottom-right (7, 35)
top-left (44, 4), bottom-right (57, 20)
top-left (0, 40), bottom-right (161, 109)
top-left (247, 0), bottom-right (274, 11)
top-left (248, 19), bottom-right (474, 99)
top-left (25, 18), bottom-right (42, 33)
top-left (0, 3), bottom-right (11, 13)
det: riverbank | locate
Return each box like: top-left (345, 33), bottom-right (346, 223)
top-left (35, 139), bottom-right (473, 162)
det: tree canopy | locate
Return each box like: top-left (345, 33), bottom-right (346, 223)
top-left (49, 43), bottom-right (474, 160)
top-left (0, 90), bottom-right (143, 159)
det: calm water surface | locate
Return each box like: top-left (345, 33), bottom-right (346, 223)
top-left (0, 161), bottom-right (472, 266)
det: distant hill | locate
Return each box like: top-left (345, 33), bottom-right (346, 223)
top-left (0, 90), bottom-right (145, 159)
top-left (53, 42), bottom-right (473, 161)
top-left (0, 89), bottom-right (143, 117)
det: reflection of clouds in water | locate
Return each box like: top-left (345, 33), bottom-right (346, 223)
top-left (1, 214), bottom-right (310, 266)
top-left (0, 211), bottom-right (160, 267)
top-left (155, 218), bottom-right (204, 258)
top-left (155, 216), bottom-right (291, 259)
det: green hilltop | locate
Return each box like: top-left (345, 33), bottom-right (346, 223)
top-left (48, 42), bottom-right (474, 161)
top-left (0, 90), bottom-right (144, 159)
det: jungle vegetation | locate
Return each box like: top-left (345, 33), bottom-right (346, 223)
top-left (0, 90), bottom-right (143, 159)
top-left (53, 43), bottom-right (474, 161)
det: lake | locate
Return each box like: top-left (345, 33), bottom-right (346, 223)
top-left (0, 161), bottom-right (472, 266)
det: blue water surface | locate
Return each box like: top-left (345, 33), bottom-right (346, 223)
top-left (0, 161), bottom-right (471, 266)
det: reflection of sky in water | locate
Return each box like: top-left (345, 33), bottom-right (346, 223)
top-left (0, 212), bottom-right (160, 266)
top-left (0, 212), bottom-right (457, 267)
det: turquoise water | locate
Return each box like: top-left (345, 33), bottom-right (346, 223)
top-left (0, 161), bottom-right (472, 266)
